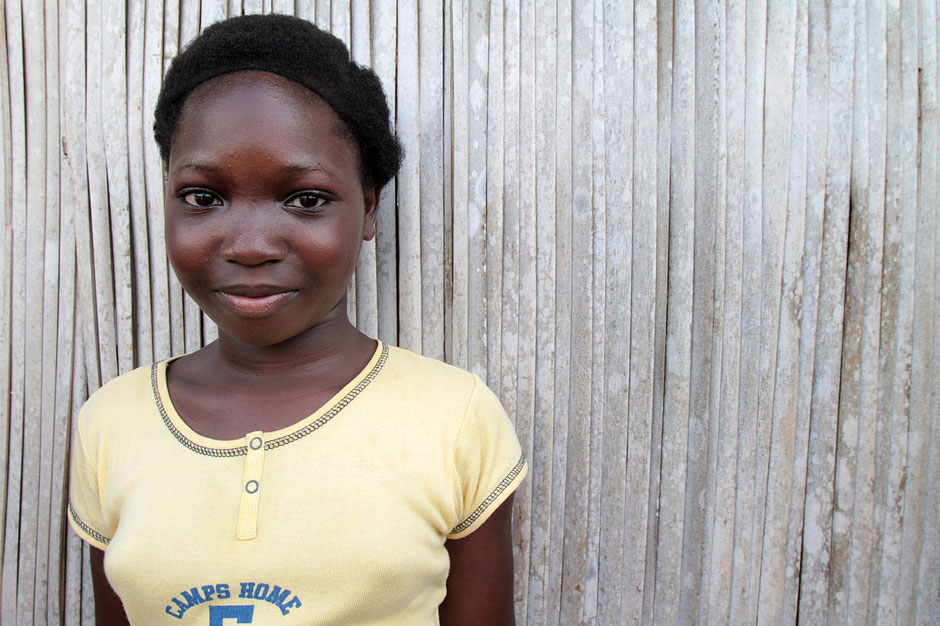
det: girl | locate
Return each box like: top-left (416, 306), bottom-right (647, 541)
top-left (68, 14), bottom-right (526, 625)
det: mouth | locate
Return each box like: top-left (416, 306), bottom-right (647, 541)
top-left (214, 288), bottom-right (298, 316)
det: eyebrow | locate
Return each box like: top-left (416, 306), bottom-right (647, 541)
top-left (174, 161), bottom-right (335, 177)
top-left (179, 161), bottom-right (223, 172)
top-left (283, 163), bottom-right (329, 174)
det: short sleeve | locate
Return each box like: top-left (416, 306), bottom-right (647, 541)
top-left (448, 376), bottom-right (528, 539)
top-left (67, 410), bottom-right (112, 550)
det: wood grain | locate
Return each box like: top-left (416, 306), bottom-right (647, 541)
top-left (1, 2), bottom-right (936, 623)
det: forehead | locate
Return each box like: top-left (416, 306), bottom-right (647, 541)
top-left (170, 70), bottom-right (359, 169)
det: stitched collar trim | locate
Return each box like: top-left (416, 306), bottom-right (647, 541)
top-left (151, 342), bottom-right (389, 457)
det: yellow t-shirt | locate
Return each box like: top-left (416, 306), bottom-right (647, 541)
top-left (68, 342), bottom-right (527, 625)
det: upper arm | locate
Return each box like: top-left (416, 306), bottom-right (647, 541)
top-left (439, 494), bottom-right (516, 626)
top-left (90, 547), bottom-right (130, 626)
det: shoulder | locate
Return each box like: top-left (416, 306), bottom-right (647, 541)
top-left (77, 363), bottom-right (161, 438)
top-left (372, 344), bottom-right (505, 428)
top-left (379, 344), bottom-right (481, 397)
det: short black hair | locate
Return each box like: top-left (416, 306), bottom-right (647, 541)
top-left (153, 14), bottom-right (403, 189)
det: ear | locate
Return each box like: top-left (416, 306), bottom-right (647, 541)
top-left (362, 184), bottom-right (383, 241)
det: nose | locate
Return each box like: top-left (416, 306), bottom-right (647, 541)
top-left (219, 209), bottom-right (286, 266)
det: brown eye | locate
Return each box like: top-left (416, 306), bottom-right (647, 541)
top-left (285, 192), bottom-right (328, 211)
top-left (181, 190), bottom-right (222, 207)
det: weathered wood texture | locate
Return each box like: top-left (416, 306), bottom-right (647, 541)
top-left (1, 1), bottom-right (937, 623)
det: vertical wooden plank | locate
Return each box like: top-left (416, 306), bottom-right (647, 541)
top-left (442, 0), bottom-right (454, 362)
top-left (243, 0), bottom-right (264, 16)
top-left (874, 0), bottom-right (919, 621)
top-left (0, 0), bottom-right (26, 621)
top-left (583, 0), bottom-right (607, 619)
top-left (779, 0), bottom-right (828, 620)
top-left (797, 0), bottom-right (854, 620)
top-left (526, 0), bottom-right (557, 621)
top-left (828, 1), bottom-right (870, 621)
top-left (704, 0), bottom-right (744, 620)
top-left (511, 0), bottom-right (538, 619)
top-left (84, 0), bottom-right (118, 386)
top-left (35, 0), bottom-right (62, 618)
top-left (850, 0), bottom-right (887, 620)
top-left (418, 0), bottom-right (444, 360)
top-left (484, 0), bottom-right (504, 384)
top-left (653, 0), bottom-right (694, 618)
top-left (597, 0), bottom-right (632, 621)
top-left (0, 5), bottom-right (13, 619)
top-left (679, 0), bottom-right (721, 616)
top-left (59, 0), bottom-right (92, 618)
top-left (448, 0), bottom-right (468, 368)
top-left (316, 0), bottom-right (330, 29)
top-left (900, 1), bottom-right (937, 623)
top-left (748, 0), bottom-right (796, 620)
top-left (12, 0), bottom-right (48, 619)
top-left (101, 0), bottom-right (135, 374)
top-left (395, 0), bottom-right (421, 352)
top-left (559, 0), bottom-right (592, 621)
top-left (644, 0), bottom-right (673, 618)
top-left (271, 0), bottom-right (293, 14)
top-left (728, 0), bottom-right (765, 619)
top-left (201, 0), bottom-right (229, 29)
top-left (697, 0), bottom-right (728, 615)
top-left (548, 0), bottom-right (573, 621)
top-left (350, 0), bottom-right (379, 338)
top-left (757, 0), bottom-right (805, 622)
top-left (625, 0), bottom-right (658, 621)
top-left (465, 0), bottom-right (489, 377)
top-left (371, 0), bottom-right (398, 346)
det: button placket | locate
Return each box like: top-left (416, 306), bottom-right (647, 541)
top-left (236, 431), bottom-right (266, 540)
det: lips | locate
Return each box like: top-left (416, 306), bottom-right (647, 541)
top-left (214, 286), bottom-right (298, 316)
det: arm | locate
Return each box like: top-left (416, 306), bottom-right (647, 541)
top-left (439, 494), bottom-right (516, 626)
top-left (89, 547), bottom-right (130, 626)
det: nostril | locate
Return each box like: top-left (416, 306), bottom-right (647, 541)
top-left (220, 232), bottom-right (285, 266)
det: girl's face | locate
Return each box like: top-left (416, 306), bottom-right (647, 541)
top-left (164, 71), bottom-right (378, 347)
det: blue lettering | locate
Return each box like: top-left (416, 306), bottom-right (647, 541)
top-left (264, 586), bottom-right (290, 612)
top-left (281, 595), bottom-right (302, 615)
top-left (252, 583), bottom-right (270, 600)
top-left (164, 604), bottom-right (184, 619)
top-left (209, 605), bottom-right (254, 625)
top-left (201, 585), bottom-right (217, 602)
top-left (217, 583), bottom-right (231, 599)
top-left (171, 596), bottom-right (189, 612)
top-left (239, 582), bottom-right (255, 598)
top-left (181, 587), bottom-right (204, 607)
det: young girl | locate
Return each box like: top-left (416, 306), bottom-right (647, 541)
top-left (68, 15), bottom-right (526, 625)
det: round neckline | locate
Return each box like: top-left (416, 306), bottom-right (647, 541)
top-left (151, 340), bottom-right (388, 456)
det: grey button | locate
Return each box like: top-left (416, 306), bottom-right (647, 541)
top-left (249, 437), bottom-right (263, 450)
top-left (245, 480), bottom-right (259, 494)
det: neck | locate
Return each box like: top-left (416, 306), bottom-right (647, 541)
top-left (212, 311), bottom-right (372, 380)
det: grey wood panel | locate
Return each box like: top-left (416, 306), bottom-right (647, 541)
top-left (0, 1), bottom-right (936, 623)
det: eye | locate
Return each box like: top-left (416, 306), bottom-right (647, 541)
top-left (180, 190), bottom-right (222, 208)
top-left (285, 191), bottom-right (329, 211)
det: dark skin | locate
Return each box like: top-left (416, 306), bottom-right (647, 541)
top-left (90, 71), bottom-right (515, 625)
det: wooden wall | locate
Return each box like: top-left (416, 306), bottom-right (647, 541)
top-left (1, 0), bottom-right (938, 623)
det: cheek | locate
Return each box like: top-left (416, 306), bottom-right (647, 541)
top-left (165, 220), bottom-right (217, 282)
top-left (299, 219), bottom-right (364, 277)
